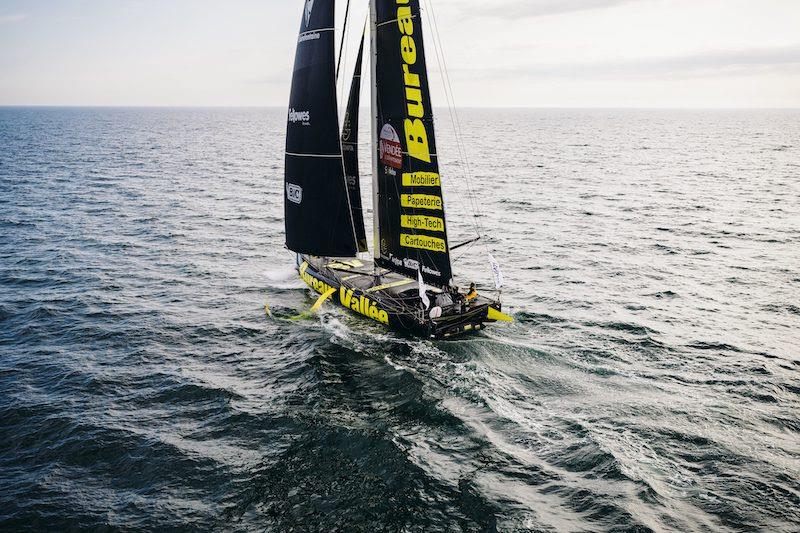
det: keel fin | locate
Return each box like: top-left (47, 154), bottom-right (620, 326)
top-left (311, 288), bottom-right (337, 313)
top-left (487, 307), bottom-right (514, 323)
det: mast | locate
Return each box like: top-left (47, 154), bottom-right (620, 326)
top-left (370, 0), bottom-right (380, 267)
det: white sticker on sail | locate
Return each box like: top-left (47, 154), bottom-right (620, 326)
top-left (287, 183), bottom-right (303, 205)
top-left (379, 124), bottom-right (403, 169)
top-left (288, 108), bottom-right (311, 125)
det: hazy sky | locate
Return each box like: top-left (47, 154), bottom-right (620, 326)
top-left (1, 0), bottom-right (799, 107)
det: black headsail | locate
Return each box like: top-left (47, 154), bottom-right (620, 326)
top-left (285, 0), bottom-right (357, 258)
top-left (341, 31), bottom-right (369, 253)
top-left (372, 0), bottom-right (452, 286)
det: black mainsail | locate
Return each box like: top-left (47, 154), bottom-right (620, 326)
top-left (341, 32), bottom-right (369, 253)
top-left (285, 0), bottom-right (357, 257)
top-left (372, 0), bottom-right (453, 286)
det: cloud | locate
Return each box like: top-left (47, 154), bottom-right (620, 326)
top-left (242, 73), bottom-right (286, 85)
top-left (455, 46), bottom-right (800, 80)
top-left (643, 46), bottom-right (800, 76)
top-left (470, 0), bottom-right (645, 18)
top-left (0, 13), bottom-right (26, 24)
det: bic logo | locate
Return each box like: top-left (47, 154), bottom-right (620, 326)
top-left (286, 183), bottom-right (303, 205)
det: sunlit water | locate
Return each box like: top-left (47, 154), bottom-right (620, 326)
top-left (1, 107), bottom-right (798, 531)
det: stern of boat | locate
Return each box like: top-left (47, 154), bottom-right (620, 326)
top-left (428, 298), bottom-right (507, 339)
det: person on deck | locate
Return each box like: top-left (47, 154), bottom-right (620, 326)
top-left (450, 285), bottom-right (463, 313)
top-left (465, 283), bottom-right (478, 305)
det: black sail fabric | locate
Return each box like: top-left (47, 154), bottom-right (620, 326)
top-left (285, 0), bottom-right (357, 258)
top-left (374, 0), bottom-right (452, 286)
top-left (341, 32), bottom-right (369, 253)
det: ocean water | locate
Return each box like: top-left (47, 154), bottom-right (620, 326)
top-left (0, 106), bottom-right (798, 532)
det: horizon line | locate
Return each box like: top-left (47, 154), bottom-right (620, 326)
top-left (1, 105), bottom-right (799, 111)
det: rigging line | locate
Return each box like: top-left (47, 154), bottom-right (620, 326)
top-left (422, 2), bottom-right (470, 204)
top-left (417, 6), bottom-right (473, 239)
top-left (426, 0), bottom-right (493, 269)
top-left (335, 0), bottom-right (352, 81)
top-left (426, 0), bottom-right (486, 242)
top-left (452, 240), bottom-right (478, 263)
top-left (426, 2), bottom-right (482, 231)
top-left (337, 5), bottom-right (351, 119)
top-left (428, 3), bottom-right (484, 240)
top-left (428, 6), bottom-right (491, 288)
top-left (422, 1), bottom-right (482, 240)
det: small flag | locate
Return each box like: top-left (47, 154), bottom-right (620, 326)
top-left (488, 254), bottom-right (503, 290)
top-left (418, 269), bottom-right (430, 309)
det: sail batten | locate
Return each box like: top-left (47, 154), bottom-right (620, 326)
top-left (284, 0), bottom-right (358, 258)
top-left (371, 0), bottom-right (453, 286)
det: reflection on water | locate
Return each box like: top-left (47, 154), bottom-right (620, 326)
top-left (1, 107), bottom-right (798, 531)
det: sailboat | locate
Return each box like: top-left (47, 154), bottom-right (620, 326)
top-left (284, 0), bottom-right (512, 339)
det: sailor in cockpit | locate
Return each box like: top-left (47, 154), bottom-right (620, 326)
top-left (465, 283), bottom-right (478, 304)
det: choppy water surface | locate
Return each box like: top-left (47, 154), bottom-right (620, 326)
top-left (1, 107), bottom-right (798, 531)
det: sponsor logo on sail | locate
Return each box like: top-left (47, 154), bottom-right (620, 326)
top-left (396, 2), bottom-right (431, 164)
top-left (286, 183), bottom-right (303, 204)
top-left (342, 115), bottom-right (353, 142)
top-left (402, 172), bottom-right (440, 187)
top-left (400, 194), bottom-right (442, 210)
top-left (403, 258), bottom-right (420, 271)
top-left (401, 215), bottom-right (444, 232)
top-left (400, 233), bottom-right (447, 253)
top-left (379, 123), bottom-right (403, 169)
top-left (390, 256), bottom-right (441, 278)
top-left (304, 0), bottom-right (315, 27)
top-left (421, 264), bottom-right (442, 277)
top-left (288, 108), bottom-right (310, 125)
top-left (298, 32), bottom-right (321, 43)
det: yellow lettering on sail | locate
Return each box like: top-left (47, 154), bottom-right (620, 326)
top-left (396, 1), bottom-right (431, 164)
top-left (406, 87), bottom-right (424, 118)
top-left (401, 215), bottom-right (445, 232)
top-left (400, 36), bottom-right (416, 65)
top-left (401, 194), bottom-right (442, 210)
top-left (404, 119), bottom-right (431, 163)
top-left (402, 65), bottom-right (420, 88)
top-left (397, 6), bottom-right (413, 35)
top-left (402, 172), bottom-right (440, 187)
top-left (400, 233), bottom-right (447, 253)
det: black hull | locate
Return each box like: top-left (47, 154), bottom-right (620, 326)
top-left (297, 256), bottom-right (502, 339)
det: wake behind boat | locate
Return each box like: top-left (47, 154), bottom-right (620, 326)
top-left (283, 0), bottom-right (512, 338)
